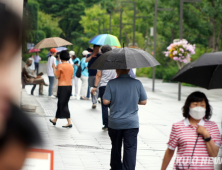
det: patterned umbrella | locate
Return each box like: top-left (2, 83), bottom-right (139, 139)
top-left (89, 34), bottom-right (121, 48)
top-left (34, 37), bottom-right (72, 49)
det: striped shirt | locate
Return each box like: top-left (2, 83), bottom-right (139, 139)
top-left (168, 119), bottom-right (221, 170)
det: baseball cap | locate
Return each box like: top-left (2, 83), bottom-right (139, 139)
top-left (69, 51), bottom-right (75, 56)
top-left (82, 50), bottom-right (90, 56)
top-left (50, 48), bottom-right (58, 54)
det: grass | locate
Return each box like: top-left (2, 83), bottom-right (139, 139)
top-left (39, 60), bottom-right (47, 64)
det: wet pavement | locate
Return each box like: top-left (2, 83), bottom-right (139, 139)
top-left (21, 74), bottom-right (222, 170)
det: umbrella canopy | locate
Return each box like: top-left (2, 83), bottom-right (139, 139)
top-left (172, 52), bottom-right (222, 89)
top-left (29, 48), bottom-right (40, 53)
top-left (34, 37), bottom-right (72, 49)
top-left (90, 47), bottom-right (160, 70)
top-left (89, 34), bottom-right (121, 48)
top-left (47, 47), bottom-right (68, 57)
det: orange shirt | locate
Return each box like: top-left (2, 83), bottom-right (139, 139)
top-left (55, 63), bottom-right (74, 86)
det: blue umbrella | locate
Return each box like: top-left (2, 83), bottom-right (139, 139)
top-left (47, 47), bottom-right (68, 57)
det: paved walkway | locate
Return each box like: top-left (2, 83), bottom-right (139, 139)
top-left (21, 75), bottom-right (222, 170)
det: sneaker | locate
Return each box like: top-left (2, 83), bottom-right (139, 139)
top-left (50, 95), bottom-right (56, 99)
top-left (102, 126), bottom-right (108, 131)
top-left (92, 104), bottom-right (97, 109)
top-left (80, 97), bottom-right (88, 100)
top-left (98, 98), bottom-right (101, 104)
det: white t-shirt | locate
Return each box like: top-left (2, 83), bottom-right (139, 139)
top-left (29, 58), bottom-right (35, 71)
top-left (59, 59), bottom-right (73, 65)
top-left (98, 70), bottom-right (116, 87)
top-left (47, 56), bottom-right (56, 76)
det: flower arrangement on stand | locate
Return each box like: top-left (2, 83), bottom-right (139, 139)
top-left (164, 39), bottom-right (196, 69)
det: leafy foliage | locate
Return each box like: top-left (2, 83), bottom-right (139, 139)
top-left (23, 0), bottom-right (222, 82)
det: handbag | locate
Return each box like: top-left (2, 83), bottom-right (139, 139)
top-left (176, 134), bottom-right (199, 170)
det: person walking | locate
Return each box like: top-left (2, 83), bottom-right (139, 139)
top-left (80, 50), bottom-right (89, 100)
top-left (52, 53), bottom-right (60, 97)
top-left (49, 50), bottom-right (74, 128)
top-left (29, 55), bottom-right (35, 75)
top-left (161, 92), bottom-right (221, 170)
top-left (34, 52), bottom-right (41, 74)
top-left (91, 45), bottom-right (116, 131)
top-left (47, 48), bottom-right (57, 98)
top-left (103, 69), bottom-right (147, 170)
top-left (70, 51), bottom-right (80, 99)
top-left (85, 45), bottom-right (101, 109)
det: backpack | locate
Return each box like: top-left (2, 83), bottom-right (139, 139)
top-left (76, 62), bottom-right (86, 78)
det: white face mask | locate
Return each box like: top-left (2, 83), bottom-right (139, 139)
top-left (189, 107), bottom-right (206, 120)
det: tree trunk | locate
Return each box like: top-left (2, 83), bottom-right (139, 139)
top-left (215, 22), bottom-right (222, 51)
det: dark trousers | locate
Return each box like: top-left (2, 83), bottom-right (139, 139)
top-left (99, 86), bottom-right (108, 127)
top-left (108, 128), bottom-right (139, 170)
top-left (35, 62), bottom-right (39, 74)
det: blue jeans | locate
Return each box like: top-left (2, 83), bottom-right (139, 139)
top-left (35, 63), bottom-right (39, 74)
top-left (48, 76), bottom-right (54, 96)
top-left (87, 86), bottom-right (90, 98)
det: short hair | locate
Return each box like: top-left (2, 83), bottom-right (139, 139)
top-left (0, 9), bottom-right (22, 51)
top-left (101, 45), bottom-right (112, 54)
top-left (60, 50), bottom-right (70, 61)
top-left (93, 44), bottom-right (101, 48)
top-left (182, 91), bottom-right (212, 120)
top-left (0, 103), bottom-right (42, 151)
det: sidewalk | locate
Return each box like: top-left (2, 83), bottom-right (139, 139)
top-left (21, 75), bottom-right (222, 170)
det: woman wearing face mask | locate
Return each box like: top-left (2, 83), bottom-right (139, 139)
top-left (161, 91), bottom-right (221, 170)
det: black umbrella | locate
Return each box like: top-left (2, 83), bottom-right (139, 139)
top-left (172, 52), bottom-right (222, 89)
top-left (90, 47), bottom-right (160, 70)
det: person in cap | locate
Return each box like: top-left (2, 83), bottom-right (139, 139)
top-left (50, 50), bottom-right (74, 128)
top-left (69, 51), bottom-right (80, 99)
top-left (52, 53), bottom-right (60, 97)
top-left (91, 45), bottom-right (116, 131)
top-left (47, 48), bottom-right (58, 98)
top-left (80, 50), bottom-right (90, 100)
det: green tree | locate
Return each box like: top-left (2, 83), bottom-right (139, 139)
top-left (38, 11), bottom-right (62, 38)
top-left (80, 4), bottom-right (145, 48)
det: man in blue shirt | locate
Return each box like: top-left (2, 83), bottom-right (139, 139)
top-left (103, 69), bottom-right (147, 170)
top-left (85, 45), bottom-right (101, 109)
top-left (70, 51), bottom-right (80, 98)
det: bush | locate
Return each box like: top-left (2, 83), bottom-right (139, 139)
top-left (22, 53), bottom-right (32, 62)
top-left (39, 49), bottom-right (49, 61)
top-left (136, 67), bottom-right (152, 77)
top-left (162, 66), bottom-right (179, 82)
top-left (148, 66), bottom-right (164, 79)
top-left (29, 30), bottom-right (46, 44)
